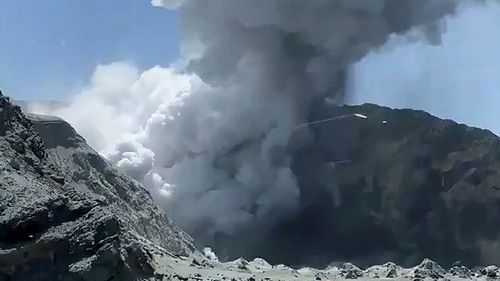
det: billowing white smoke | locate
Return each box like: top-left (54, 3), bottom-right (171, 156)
top-left (203, 247), bottom-right (220, 262)
top-left (31, 0), bottom-right (500, 255)
top-left (31, 61), bottom-right (302, 235)
top-left (28, 62), bottom-right (193, 152)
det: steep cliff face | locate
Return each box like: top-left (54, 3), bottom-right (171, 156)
top-left (0, 94), bottom-right (194, 281)
top-left (211, 103), bottom-right (500, 268)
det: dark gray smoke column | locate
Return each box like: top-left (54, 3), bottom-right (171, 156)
top-left (150, 0), bottom-right (461, 266)
top-left (172, 0), bottom-right (455, 102)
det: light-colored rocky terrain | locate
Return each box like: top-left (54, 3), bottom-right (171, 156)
top-left (152, 254), bottom-right (499, 281)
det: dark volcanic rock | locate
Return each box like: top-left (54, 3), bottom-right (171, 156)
top-left (480, 265), bottom-right (499, 278)
top-left (449, 265), bottom-right (474, 279)
top-left (0, 94), bottom-right (194, 281)
top-left (213, 103), bottom-right (500, 268)
top-left (412, 259), bottom-right (446, 279)
top-left (364, 262), bottom-right (400, 278)
top-left (338, 263), bottom-right (363, 279)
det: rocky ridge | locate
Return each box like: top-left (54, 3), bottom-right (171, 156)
top-left (0, 93), bottom-right (194, 281)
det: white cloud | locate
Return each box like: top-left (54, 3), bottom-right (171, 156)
top-left (151, 0), bottom-right (185, 9)
top-left (31, 62), bottom-right (194, 153)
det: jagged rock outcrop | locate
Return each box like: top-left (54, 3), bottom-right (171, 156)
top-left (411, 258), bottom-right (446, 279)
top-left (363, 262), bottom-right (400, 278)
top-left (0, 94), bottom-right (194, 281)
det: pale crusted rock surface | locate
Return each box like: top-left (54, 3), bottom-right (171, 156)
top-left (152, 255), bottom-right (500, 281)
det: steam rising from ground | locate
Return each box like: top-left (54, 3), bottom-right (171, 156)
top-left (29, 0), bottom-right (500, 264)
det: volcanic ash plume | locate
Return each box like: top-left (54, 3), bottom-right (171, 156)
top-left (31, 0), bottom-right (471, 265)
top-left (143, 0), bottom-right (458, 245)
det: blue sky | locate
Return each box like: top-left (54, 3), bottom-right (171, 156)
top-left (0, 0), bottom-right (180, 101)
